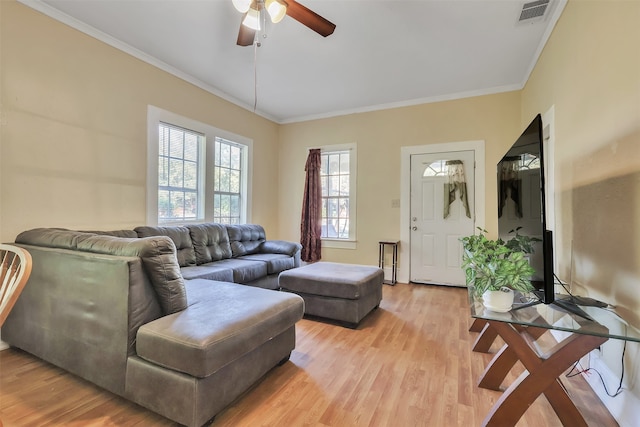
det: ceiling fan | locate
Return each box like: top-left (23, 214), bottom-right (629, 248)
top-left (232, 0), bottom-right (336, 46)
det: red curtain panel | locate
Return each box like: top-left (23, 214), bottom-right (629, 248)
top-left (300, 149), bottom-right (322, 262)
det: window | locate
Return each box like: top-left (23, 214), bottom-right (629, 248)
top-left (147, 106), bottom-right (252, 225)
top-left (519, 153), bottom-right (540, 170)
top-left (321, 150), bottom-right (350, 238)
top-left (320, 144), bottom-right (357, 248)
top-left (213, 138), bottom-right (243, 224)
top-left (158, 123), bottom-right (204, 222)
top-left (423, 160), bottom-right (448, 177)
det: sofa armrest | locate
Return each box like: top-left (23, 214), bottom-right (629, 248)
top-left (260, 240), bottom-right (302, 257)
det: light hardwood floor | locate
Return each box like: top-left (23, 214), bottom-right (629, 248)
top-left (0, 283), bottom-right (618, 426)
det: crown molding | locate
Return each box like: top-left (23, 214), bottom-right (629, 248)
top-left (17, 0), bottom-right (280, 123)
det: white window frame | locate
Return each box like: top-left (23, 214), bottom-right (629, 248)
top-left (320, 143), bottom-right (357, 249)
top-left (213, 137), bottom-right (245, 224)
top-left (147, 106), bottom-right (252, 225)
top-left (157, 122), bottom-right (205, 222)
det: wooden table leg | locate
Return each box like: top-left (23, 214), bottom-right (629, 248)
top-left (481, 320), bottom-right (608, 427)
top-left (469, 317), bottom-right (487, 332)
top-left (477, 342), bottom-right (518, 390)
top-left (477, 324), bottom-right (547, 390)
top-left (472, 322), bottom-right (498, 353)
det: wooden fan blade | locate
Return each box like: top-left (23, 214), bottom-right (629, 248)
top-left (237, 16), bottom-right (256, 46)
top-left (285, 0), bottom-right (336, 37)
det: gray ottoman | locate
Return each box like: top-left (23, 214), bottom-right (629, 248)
top-left (279, 262), bottom-right (383, 327)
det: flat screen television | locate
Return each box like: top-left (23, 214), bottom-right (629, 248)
top-left (497, 115), bottom-right (607, 318)
top-left (497, 114), bottom-right (555, 305)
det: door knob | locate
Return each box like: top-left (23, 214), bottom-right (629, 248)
top-left (412, 226), bottom-right (417, 231)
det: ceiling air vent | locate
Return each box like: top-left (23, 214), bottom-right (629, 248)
top-left (518, 0), bottom-right (550, 23)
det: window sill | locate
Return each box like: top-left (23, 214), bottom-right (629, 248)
top-left (321, 239), bottom-right (357, 250)
top-left (158, 219), bottom-right (204, 226)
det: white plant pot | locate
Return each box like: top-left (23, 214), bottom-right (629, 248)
top-left (482, 288), bottom-right (515, 313)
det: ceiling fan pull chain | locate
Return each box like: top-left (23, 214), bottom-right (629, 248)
top-left (260, 0), bottom-right (266, 43)
top-left (253, 39), bottom-right (259, 112)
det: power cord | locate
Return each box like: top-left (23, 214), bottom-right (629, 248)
top-left (565, 333), bottom-right (626, 398)
top-left (553, 273), bottom-right (626, 397)
top-left (512, 293), bottom-right (538, 306)
top-left (554, 273), bottom-right (573, 295)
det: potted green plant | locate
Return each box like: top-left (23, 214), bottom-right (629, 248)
top-left (504, 226), bottom-right (542, 254)
top-left (460, 227), bottom-right (536, 312)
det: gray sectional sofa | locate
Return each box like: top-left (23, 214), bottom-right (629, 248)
top-left (2, 224), bottom-right (305, 426)
top-left (135, 223), bottom-right (302, 289)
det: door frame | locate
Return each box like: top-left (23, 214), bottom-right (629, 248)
top-left (399, 140), bottom-right (486, 284)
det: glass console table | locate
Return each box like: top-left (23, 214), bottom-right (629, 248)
top-left (468, 290), bottom-right (640, 427)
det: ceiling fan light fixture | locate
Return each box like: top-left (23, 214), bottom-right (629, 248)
top-left (232, 0), bottom-right (251, 13)
top-left (242, 7), bottom-right (261, 30)
top-left (265, 0), bottom-right (287, 23)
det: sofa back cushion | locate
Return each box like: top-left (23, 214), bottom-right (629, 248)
top-left (81, 229), bottom-right (139, 238)
top-left (16, 229), bottom-right (187, 315)
top-left (187, 223), bottom-right (233, 264)
top-left (134, 226), bottom-right (197, 267)
top-left (16, 228), bottom-right (139, 243)
top-left (15, 228), bottom-right (85, 249)
top-left (226, 224), bottom-right (266, 257)
top-left (76, 235), bottom-right (188, 315)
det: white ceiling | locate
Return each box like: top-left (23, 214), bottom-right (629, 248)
top-left (21, 0), bottom-right (566, 123)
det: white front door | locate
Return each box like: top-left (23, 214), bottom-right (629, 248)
top-left (409, 151), bottom-right (475, 286)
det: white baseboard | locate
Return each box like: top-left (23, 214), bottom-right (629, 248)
top-left (550, 328), bottom-right (640, 427)
top-left (584, 350), bottom-right (640, 427)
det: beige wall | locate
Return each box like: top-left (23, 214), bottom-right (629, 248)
top-left (0, 1), bottom-right (280, 242)
top-left (279, 92), bottom-right (521, 266)
top-left (523, 0), bottom-right (640, 315)
top-left (522, 0), bottom-right (640, 407)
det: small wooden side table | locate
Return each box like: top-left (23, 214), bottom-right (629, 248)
top-left (378, 240), bottom-right (399, 285)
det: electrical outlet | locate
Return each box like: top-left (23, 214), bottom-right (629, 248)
top-left (391, 199), bottom-right (400, 208)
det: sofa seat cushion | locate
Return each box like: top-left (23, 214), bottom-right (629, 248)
top-left (211, 259), bottom-right (268, 283)
top-left (135, 279), bottom-right (304, 378)
top-left (180, 265), bottom-right (234, 282)
top-left (237, 254), bottom-right (294, 275)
